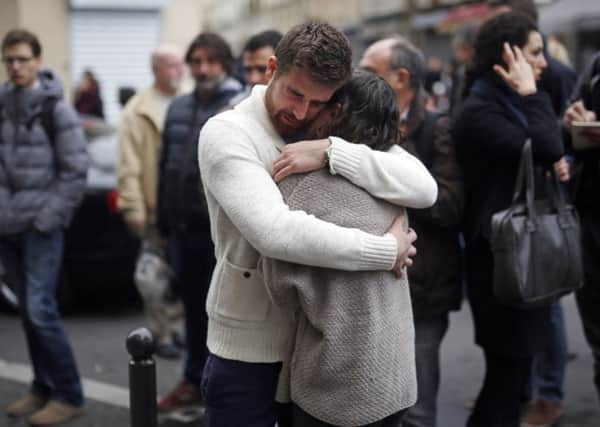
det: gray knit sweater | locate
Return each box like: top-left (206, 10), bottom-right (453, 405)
top-left (261, 169), bottom-right (417, 427)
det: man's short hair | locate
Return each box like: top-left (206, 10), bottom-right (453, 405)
top-left (487, 0), bottom-right (538, 23)
top-left (243, 30), bottom-right (282, 54)
top-left (389, 38), bottom-right (426, 91)
top-left (2, 29), bottom-right (41, 57)
top-left (274, 22), bottom-right (352, 87)
top-left (185, 32), bottom-right (233, 74)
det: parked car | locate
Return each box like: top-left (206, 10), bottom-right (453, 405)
top-left (0, 116), bottom-right (140, 310)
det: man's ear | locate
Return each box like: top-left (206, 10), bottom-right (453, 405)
top-left (266, 56), bottom-right (277, 82)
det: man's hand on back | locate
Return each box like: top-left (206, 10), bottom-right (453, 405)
top-left (272, 138), bottom-right (330, 183)
top-left (387, 213), bottom-right (417, 278)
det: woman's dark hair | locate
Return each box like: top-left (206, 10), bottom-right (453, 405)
top-left (464, 11), bottom-right (538, 96)
top-left (83, 69), bottom-right (100, 92)
top-left (327, 69), bottom-right (399, 152)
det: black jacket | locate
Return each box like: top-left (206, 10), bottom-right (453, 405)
top-left (453, 75), bottom-right (564, 243)
top-left (157, 77), bottom-right (242, 237)
top-left (567, 52), bottom-right (600, 218)
top-left (400, 91), bottom-right (464, 319)
top-left (451, 75), bottom-right (564, 356)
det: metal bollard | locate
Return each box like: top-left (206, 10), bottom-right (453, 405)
top-left (126, 327), bottom-right (157, 427)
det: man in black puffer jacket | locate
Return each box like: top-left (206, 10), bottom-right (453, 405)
top-left (0, 29), bottom-right (88, 426)
top-left (156, 32), bottom-right (242, 413)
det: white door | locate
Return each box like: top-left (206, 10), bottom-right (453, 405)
top-left (70, 10), bottom-right (160, 125)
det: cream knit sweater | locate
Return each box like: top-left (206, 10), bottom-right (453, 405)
top-left (262, 170), bottom-right (417, 426)
top-left (198, 85), bottom-right (436, 363)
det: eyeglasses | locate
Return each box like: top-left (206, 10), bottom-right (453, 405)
top-left (244, 65), bottom-right (267, 74)
top-left (2, 56), bottom-right (34, 65)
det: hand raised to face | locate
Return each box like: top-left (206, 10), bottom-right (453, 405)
top-left (493, 43), bottom-right (537, 97)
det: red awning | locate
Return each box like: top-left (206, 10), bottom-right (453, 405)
top-left (437, 2), bottom-right (489, 32)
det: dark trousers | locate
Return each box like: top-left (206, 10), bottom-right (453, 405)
top-left (467, 352), bottom-right (533, 427)
top-left (292, 404), bottom-right (406, 427)
top-left (201, 353), bottom-right (292, 427)
top-left (0, 229), bottom-right (83, 406)
top-left (575, 218), bottom-right (600, 402)
top-left (403, 315), bottom-right (449, 427)
top-left (169, 231), bottom-right (215, 389)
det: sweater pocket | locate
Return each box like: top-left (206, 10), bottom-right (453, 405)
top-left (215, 260), bottom-right (270, 322)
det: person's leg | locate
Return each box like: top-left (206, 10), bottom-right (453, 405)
top-left (402, 315), bottom-right (449, 427)
top-left (522, 302), bottom-right (566, 424)
top-left (181, 234), bottom-right (215, 389)
top-left (22, 229), bottom-right (83, 407)
top-left (292, 403), bottom-right (332, 427)
top-left (0, 234), bottom-right (53, 404)
top-left (292, 403), bottom-right (406, 427)
top-left (575, 225), bottom-right (600, 402)
top-left (533, 301), bottom-right (567, 403)
top-left (202, 353), bottom-right (283, 427)
top-left (467, 352), bottom-right (532, 427)
top-left (158, 234), bottom-right (207, 411)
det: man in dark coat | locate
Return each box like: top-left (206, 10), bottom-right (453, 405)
top-left (156, 32), bottom-right (242, 413)
top-left (563, 51), bottom-right (600, 406)
top-left (360, 37), bottom-right (464, 427)
top-left (0, 29), bottom-right (89, 426)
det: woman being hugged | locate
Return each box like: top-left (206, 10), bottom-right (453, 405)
top-left (451, 12), bottom-right (564, 427)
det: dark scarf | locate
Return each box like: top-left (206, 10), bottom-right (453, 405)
top-left (470, 76), bottom-right (528, 129)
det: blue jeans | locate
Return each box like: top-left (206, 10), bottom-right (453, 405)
top-left (529, 301), bottom-right (567, 403)
top-left (0, 229), bottom-right (83, 406)
top-left (201, 353), bottom-right (292, 427)
top-left (402, 315), bottom-right (449, 427)
top-left (169, 231), bottom-right (215, 389)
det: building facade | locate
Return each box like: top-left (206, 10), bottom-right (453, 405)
top-left (0, 0), bottom-right (206, 124)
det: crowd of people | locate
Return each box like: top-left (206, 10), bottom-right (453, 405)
top-left (1, 0), bottom-right (600, 426)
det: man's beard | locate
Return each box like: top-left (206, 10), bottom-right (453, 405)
top-left (195, 74), bottom-right (225, 94)
top-left (265, 86), bottom-right (304, 139)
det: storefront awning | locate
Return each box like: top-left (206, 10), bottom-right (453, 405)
top-left (437, 2), bottom-right (489, 33)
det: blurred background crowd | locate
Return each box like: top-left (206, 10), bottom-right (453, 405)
top-left (1, 0), bottom-right (599, 126)
top-left (2, 1), bottom-right (600, 426)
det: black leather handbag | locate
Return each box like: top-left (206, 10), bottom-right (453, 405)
top-left (490, 140), bottom-right (583, 308)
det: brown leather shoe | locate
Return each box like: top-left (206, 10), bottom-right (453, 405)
top-left (157, 380), bottom-right (203, 413)
top-left (28, 400), bottom-right (83, 426)
top-left (5, 393), bottom-right (47, 417)
top-left (522, 399), bottom-right (562, 425)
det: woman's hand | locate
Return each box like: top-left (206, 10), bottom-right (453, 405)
top-left (493, 43), bottom-right (537, 97)
top-left (553, 157), bottom-right (570, 182)
top-left (564, 100), bottom-right (597, 129)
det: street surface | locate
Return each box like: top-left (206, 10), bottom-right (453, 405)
top-left (0, 292), bottom-right (598, 427)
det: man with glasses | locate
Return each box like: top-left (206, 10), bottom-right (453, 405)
top-left (0, 29), bottom-right (89, 426)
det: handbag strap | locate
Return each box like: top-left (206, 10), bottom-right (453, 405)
top-left (546, 169), bottom-right (574, 228)
top-left (511, 140), bottom-right (538, 230)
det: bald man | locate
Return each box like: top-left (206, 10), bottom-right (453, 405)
top-left (117, 43), bottom-right (184, 358)
top-left (360, 38), bottom-right (464, 427)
